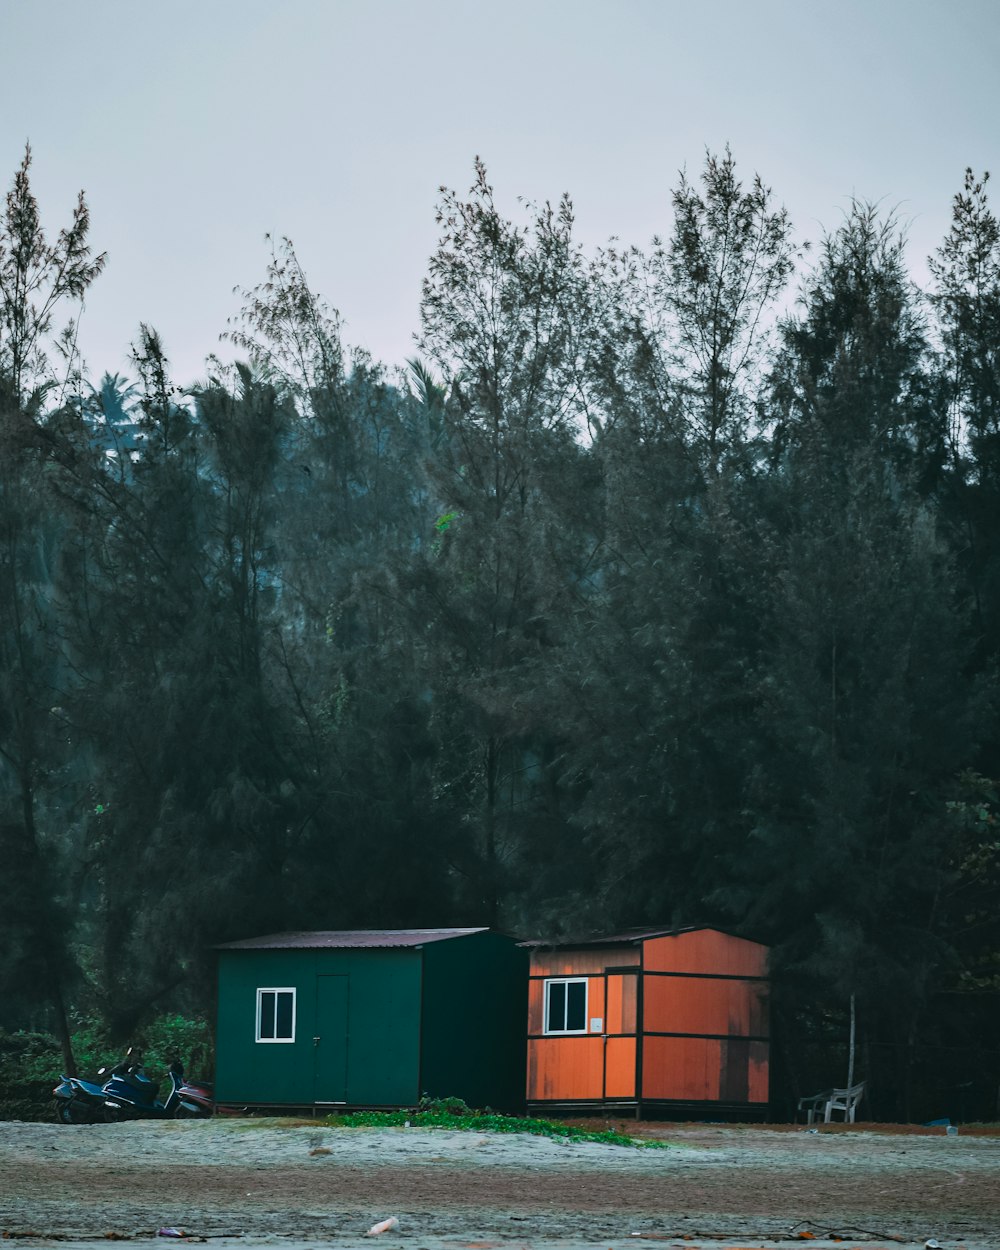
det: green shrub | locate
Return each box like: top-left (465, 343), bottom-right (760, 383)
top-left (136, 1014), bottom-right (213, 1081)
top-left (417, 1092), bottom-right (473, 1115)
top-left (0, 1029), bottom-right (63, 1120)
top-left (325, 1098), bottom-right (666, 1148)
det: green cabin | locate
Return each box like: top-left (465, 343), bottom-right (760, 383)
top-left (214, 928), bottom-right (527, 1111)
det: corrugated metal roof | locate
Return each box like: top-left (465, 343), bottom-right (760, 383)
top-left (519, 925), bottom-right (699, 949)
top-left (215, 927), bottom-right (489, 951)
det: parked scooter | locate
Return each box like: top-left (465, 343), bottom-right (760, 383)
top-left (102, 1052), bottom-right (213, 1120)
top-left (52, 1072), bottom-right (114, 1123)
top-left (171, 1067), bottom-right (216, 1118)
top-left (52, 1049), bottom-right (140, 1124)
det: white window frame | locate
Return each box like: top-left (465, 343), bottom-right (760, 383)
top-left (543, 977), bottom-right (589, 1035)
top-left (256, 986), bottom-right (297, 1043)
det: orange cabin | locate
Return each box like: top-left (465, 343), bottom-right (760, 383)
top-left (524, 926), bottom-right (769, 1115)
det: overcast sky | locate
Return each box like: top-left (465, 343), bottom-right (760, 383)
top-left (2, 0), bottom-right (998, 388)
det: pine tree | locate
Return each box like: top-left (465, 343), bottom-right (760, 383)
top-left (0, 148), bottom-right (105, 1070)
top-left (929, 169), bottom-right (1000, 666)
top-left (730, 205), bottom-right (978, 1117)
top-left (222, 239), bottom-right (461, 930)
top-left (545, 151), bottom-right (794, 931)
top-left (411, 160), bottom-right (592, 924)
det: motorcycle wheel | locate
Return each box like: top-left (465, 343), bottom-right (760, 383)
top-left (56, 1098), bottom-right (103, 1124)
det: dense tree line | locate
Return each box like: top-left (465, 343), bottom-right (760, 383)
top-left (2, 145), bottom-right (998, 1119)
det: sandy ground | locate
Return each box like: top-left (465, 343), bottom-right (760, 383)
top-left (0, 1118), bottom-right (997, 1250)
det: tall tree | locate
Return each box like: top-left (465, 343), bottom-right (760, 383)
top-left (0, 144), bottom-right (105, 404)
top-left (730, 205), bottom-right (977, 1116)
top-left (665, 146), bottom-right (795, 472)
top-left (929, 169), bottom-right (1000, 470)
top-left (544, 151), bottom-right (795, 931)
top-left (770, 200), bottom-right (941, 477)
top-left (928, 169), bottom-right (1000, 668)
top-left (224, 239), bottom-right (462, 930)
top-left (0, 148), bottom-right (104, 1070)
top-left (413, 159), bottom-right (592, 924)
top-left (588, 147), bottom-right (794, 470)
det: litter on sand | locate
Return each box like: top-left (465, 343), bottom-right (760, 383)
top-left (364, 1217), bottom-right (400, 1237)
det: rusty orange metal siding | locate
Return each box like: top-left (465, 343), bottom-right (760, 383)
top-left (642, 1035), bottom-right (722, 1100)
top-left (643, 929), bottom-right (768, 977)
top-left (640, 1035), bottom-right (768, 1103)
top-left (605, 972), bottom-right (638, 1034)
top-left (642, 931), bottom-right (769, 1107)
top-left (747, 1041), bottom-right (769, 1102)
top-left (588, 976), bottom-right (606, 1027)
top-left (643, 973), bottom-right (768, 1037)
top-left (527, 1037), bottom-right (605, 1099)
top-left (529, 947), bottom-right (639, 976)
top-left (603, 1036), bottom-right (637, 1097)
top-left (527, 977), bottom-right (545, 1036)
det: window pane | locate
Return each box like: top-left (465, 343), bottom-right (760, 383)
top-left (547, 981), bottom-right (566, 1032)
top-left (260, 991), bottom-right (276, 1039)
top-left (276, 991), bottom-right (294, 1039)
top-left (566, 981), bottom-right (586, 1032)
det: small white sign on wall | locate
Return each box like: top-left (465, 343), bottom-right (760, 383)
top-left (590, 1017), bottom-right (603, 1033)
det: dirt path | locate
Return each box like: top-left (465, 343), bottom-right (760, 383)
top-left (0, 1119), bottom-right (996, 1249)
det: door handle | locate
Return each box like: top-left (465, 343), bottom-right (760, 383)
top-left (313, 1036), bottom-right (321, 1045)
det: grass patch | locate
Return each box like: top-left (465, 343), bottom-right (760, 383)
top-left (323, 1097), bottom-right (666, 1148)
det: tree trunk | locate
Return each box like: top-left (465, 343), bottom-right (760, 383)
top-left (48, 970), bottom-right (77, 1076)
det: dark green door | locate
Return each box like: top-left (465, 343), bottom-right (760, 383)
top-left (313, 975), bottom-right (349, 1103)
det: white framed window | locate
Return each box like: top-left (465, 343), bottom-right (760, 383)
top-left (256, 987), bottom-right (296, 1042)
top-left (543, 977), bottom-right (588, 1034)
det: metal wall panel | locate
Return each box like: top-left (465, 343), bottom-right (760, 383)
top-left (527, 1036), bottom-right (605, 1100)
top-left (643, 974), bottom-right (769, 1037)
top-left (642, 1035), bottom-right (722, 1101)
top-left (529, 947), bottom-right (640, 976)
top-left (643, 929), bottom-right (768, 977)
top-left (605, 972), bottom-right (638, 1035)
top-left (603, 1036), bottom-right (637, 1098)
